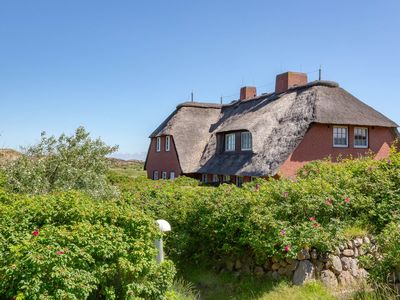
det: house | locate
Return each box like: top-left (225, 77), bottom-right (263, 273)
top-left (144, 71), bottom-right (398, 185)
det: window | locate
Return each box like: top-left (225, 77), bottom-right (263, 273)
top-left (241, 132), bottom-right (252, 151)
top-left (223, 175), bottom-right (231, 182)
top-left (156, 137), bottom-right (161, 152)
top-left (212, 174), bottom-right (219, 183)
top-left (162, 171), bottom-right (167, 179)
top-left (202, 174), bottom-right (208, 183)
top-left (333, 126), bottom-right (348, 147)
top-left (236, 176), bottom-right (244, 187)
top-left (165, 136), bottom-right (170, 152)
top-left (170, 171), bottom-right (175, 180)
top-left (153, 171), bottom-right (159, 180)
top-left (225, 133), bottom-right (235, 151)
top-left (354, 127), bottom-right (368, 148)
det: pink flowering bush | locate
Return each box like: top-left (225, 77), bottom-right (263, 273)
top-left (113, 147), bottom-right (400, 272)
top-left (0, 190), bottom-right (175, 299)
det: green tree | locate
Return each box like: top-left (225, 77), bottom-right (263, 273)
top-left (2, 126), bottom-right (118, 198)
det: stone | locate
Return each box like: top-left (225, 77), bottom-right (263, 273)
top-left (339, 244), bottom-right (345, 251)
top-left (334, 247), bottom-right (341, 256)
top-left (286, 258), bottom-right (296, 265)
top-left (310, 249), bottom-right (318, 260)
top-left (357, 268), bottom-right (368, 279)
top-left (279, 260), bottom-right (288, 267)
top-left (272, 271), bottom-right (280, 281)
top-left (330, 255), bottom-right (343, 275)
top-left (358, 246), bottom-right (366, 256)
top-left (363, 236), bottom-right (370, 244)
top-left (319, 253), bottom-right (330, 262)
top-left (341, 257), bottom-right (351, 271)
top-left (263, 260), bottom-right (271, 271)
top-left (338, 270), bottom-right (355, 286)
top-left (271, 263), bottom-right (280, 271)
top-left (297, 249), bottom-right (310, 260)
top-left (235, 259), bottom-right (242, 270)
top-left (265, 270), bottom-right (273, 279)
top-left (288, 260), bottom-right (299, 271)
top-left (241, 264), bottom-right (251, 275)
top-left (278, 267), bottom-right (286, 275)
top-left (315, 260), bottom-right (324, 273)
top-left (349, 258), bottom-right (359, 277)
top-left (320, 270), bottom-right (338, 289)
top-left (354, 247), bottom-right (359, 257)
top-left (254, 266), bottom-right (264, 276)
top-left (343, 249), bottom-right (354, 257)
top-left (226, 260), bottom-right (234, 271)
top-left (347, 240), bottom-right (354, 249)
top-left (284, 266), bottom-right (294, 277)
top-left (353, 238), bottom-right (363, 247)
top-left (293, 260), bottom-right (315, 285)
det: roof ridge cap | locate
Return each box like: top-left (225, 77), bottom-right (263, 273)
top-left (176, 102), bottom-right (222, 109)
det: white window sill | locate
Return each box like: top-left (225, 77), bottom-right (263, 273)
top-left (333, 145), bottom-right (348, 148)
top-left (354, 145), bottom-right (368, 149)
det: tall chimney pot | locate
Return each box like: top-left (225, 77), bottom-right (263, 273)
top-left (240, 86), bottom-right (257, 100)
top-left (275, 72), bottom-right (308, 94)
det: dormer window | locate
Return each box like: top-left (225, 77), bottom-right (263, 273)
top-left (241, 132), bottom-right (252, 151)
top-left (165, 136), bottom-right (171, 151)
top-left (156, 137), bottom-right (161, 152)
top-left (225, 133), bottom-right (235, 151)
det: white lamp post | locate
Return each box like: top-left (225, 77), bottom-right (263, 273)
top-left (155, 219), bottom-right (171, 263)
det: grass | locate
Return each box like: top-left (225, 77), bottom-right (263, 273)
top-left (176, 264), bottom-right (336, 300)
top-left (343, 224), bottom-right (370, 239)
top-left (108, 158), bottom-right (146, 178)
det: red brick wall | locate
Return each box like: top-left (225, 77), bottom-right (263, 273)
top-left (145, 135), bottom-right (182, 179)
top-left (279, 123), bottom-right (396, 178)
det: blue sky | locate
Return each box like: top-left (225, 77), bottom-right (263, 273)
top-left (1, 1), bottom-right (399, 160)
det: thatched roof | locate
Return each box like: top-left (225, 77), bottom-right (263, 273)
top-left (149, 81), bottom-right (398, 176)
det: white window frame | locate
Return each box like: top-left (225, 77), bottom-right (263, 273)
top-left (165, 136), bottom-right (171, 152)
top-left (241, 132), bottom-right (252, 151)
top-left (223, 175), bottom-right (231, 182)
top-left (170, 171), bottom-right (175, 180)
top-left (212, 174), bottom-right (219, 183)
top-left (202, 174), bottom-right (208, 183)
top-left (333, 126), bottom-right (348, 148)
top-left (354, 127), bottom-right (368, 149)
top-left (156, 137), bottom-right (161, 152)
top-left (225, 133), bottom-right (236, 152)
top-left (161, 171), bottom-right (167, 179)
top-left (153, 171), bottom-right (159, 180)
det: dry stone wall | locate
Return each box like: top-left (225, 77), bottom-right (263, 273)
top-left (221, 236), bottom-right (377, 289)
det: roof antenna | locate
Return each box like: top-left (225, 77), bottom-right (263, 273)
top-left (318, 65), bottom-right (322, 81)
top-left (220, 96), bottom-right (223, 104)
top-left (191, 91), bottom-right (194, 102)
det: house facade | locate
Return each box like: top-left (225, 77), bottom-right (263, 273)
top-left (145, 71), bottom-right (398, 185)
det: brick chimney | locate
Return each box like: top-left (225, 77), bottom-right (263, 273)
top-left (275, 72), bottom-right (308, 94)
top-left (240, 86), bottom-right (257, 100)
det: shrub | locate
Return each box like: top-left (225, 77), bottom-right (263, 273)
top-left (0, 191), bottom-right (175, 299)
top-left (362, 221), bottom-right (400, 283)
top-left (2, 127), bottom-right (118, 199)
top-left (115, 148), bottom-right (400, 270)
